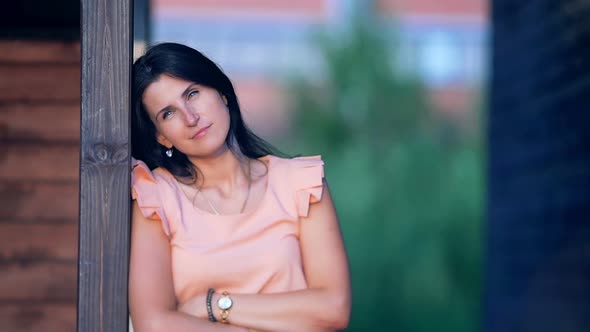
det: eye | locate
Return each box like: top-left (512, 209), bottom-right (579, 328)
top-left (187, 89), bottom-right (199, 99)
top-left (162, 110), bottom-right (174, 120)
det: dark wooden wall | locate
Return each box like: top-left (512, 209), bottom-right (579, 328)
top-left (0, 40), bottom-right (80, 332)
top-left (487, 1), bottom-right (590, 331)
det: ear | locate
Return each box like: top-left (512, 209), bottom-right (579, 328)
top-left (221, 94), bottom-right (228, 106)
top-left (156, 133), bottom-right (173, 149)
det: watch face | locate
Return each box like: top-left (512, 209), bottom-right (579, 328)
top-left (218, 296), bottom-right (233, 310)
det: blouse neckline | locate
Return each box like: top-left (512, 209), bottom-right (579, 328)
top-left (172, 155), bottom-right (274, 219)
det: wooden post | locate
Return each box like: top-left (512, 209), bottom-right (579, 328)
top-left (78, 0), bottom-right (133, 331)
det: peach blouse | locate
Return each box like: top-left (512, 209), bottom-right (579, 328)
top-left (131, 155), bottom-right (324, 304)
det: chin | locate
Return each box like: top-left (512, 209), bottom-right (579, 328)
top-left (191, 142), bottom-right (231, 159)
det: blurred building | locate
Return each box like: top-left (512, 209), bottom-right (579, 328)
top-left (0, 1), bottom-right (80, 331)
top-left (148, 0), bottom-right (487, 135)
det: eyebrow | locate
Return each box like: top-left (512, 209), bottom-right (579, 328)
top-left (155, 83), bottom-right (198, 119)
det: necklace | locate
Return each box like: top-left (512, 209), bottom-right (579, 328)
top-left (198, 160), bottom-right (251, 215)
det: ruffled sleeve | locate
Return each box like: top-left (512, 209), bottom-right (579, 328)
top-left (131, 158), bottom-right (171, 236)
top-left (290, 155), bottom-right (325, 218)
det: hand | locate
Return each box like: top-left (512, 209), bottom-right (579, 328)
top-left (177, 293), bottom-right (207, 319)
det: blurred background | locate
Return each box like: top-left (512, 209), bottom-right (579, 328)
top-left (137, 0), bottom-right (486, 331)
top-left (3, 0), bottom-right (590, 331)
top-left (0, 0), bottom-right (486, 331)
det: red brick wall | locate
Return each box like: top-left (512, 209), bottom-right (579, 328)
top-left (377, 0), bottom-right (487, 18)
top-left (0, 41), bottom-right (80, 332)
top-left (153, 0), bottom-right (325, 13)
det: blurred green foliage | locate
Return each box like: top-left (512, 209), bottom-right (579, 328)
top-left (279, 15), bottom-right (483, 332)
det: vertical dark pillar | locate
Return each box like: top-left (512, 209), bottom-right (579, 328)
top-left (77, 0), bottom-right (133, 331)
top-left (487, 1), bottom-right (590, 331)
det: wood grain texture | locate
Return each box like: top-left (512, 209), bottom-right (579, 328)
top-left (0, 41), bottom-right (80, 64)
top-left (0, 65), bottom-right (80, 102)
top-left (0, 262), bottom-right (77, 302)
top-left (0, 103), bottom-right (80, 142)
top-left (0, 304), bottom-right (76, 332)
top-left (0, 181), bottom-right (78, 220)
top-left (0, 144), bottom-right (79, 181)
top-left (78, 0), bottom-right (133, 331)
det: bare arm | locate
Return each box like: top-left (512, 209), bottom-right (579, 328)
top-left (129, 201), bottom-right (248, 332)
top-left (179, 180), bottom-right (352, 332)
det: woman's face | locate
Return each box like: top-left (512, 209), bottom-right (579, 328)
top-left (142, 75), bottom-right (231, 158)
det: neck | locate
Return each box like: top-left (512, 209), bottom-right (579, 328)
top-left (188, 148), bottom-right (249, 195)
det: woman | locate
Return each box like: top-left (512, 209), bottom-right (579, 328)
top-left (129, 43), bottom-right (351, 332)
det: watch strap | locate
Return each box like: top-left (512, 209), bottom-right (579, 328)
top-left (220, 309), bottom-right (230, 323)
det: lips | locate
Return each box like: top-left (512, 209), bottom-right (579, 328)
top-left (192, 124), bottom-right (212, 139)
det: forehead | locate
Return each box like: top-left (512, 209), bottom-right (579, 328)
top-left (143, 75), bottom-right (192, 110)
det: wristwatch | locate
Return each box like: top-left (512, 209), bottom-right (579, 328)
top-left (217, 291), bottom-right (233, 323)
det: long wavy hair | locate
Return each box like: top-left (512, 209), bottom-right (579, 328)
top-left (132, 42), bottom-right (281, 180)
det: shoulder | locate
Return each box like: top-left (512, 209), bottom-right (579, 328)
top-left (266, 155), bottom-right (325, 217)
top-left (132, 158), bottom-right (177, 187)
top-left (131, 158), bottom-right (181, 211)
top-left (267, 154), bottom-right (324, 176)
top-left (131, 159), bottom-right (187, 237)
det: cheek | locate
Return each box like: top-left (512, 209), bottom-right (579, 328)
top-left (221, 108), bottom-right (231, 126)
top-left (212, 104), bottom-right (231, 130)
top-left (156, 120), bottom-right (185, 143)
top-left (214, 112), bottom-right (231, 143)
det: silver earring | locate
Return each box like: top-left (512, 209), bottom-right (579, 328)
top-left (165, 148), bottom-right (173, 158)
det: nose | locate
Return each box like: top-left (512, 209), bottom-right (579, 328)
top-left (180, 104), bottom-right (199, 126)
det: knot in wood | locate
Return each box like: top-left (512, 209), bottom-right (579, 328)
top-left (87, 143), bottom-right (128, 165)
top-left (95, 144), bottom-right (108, 161)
